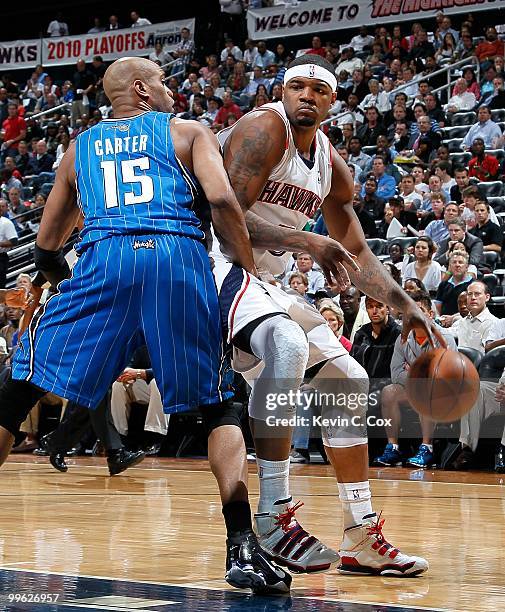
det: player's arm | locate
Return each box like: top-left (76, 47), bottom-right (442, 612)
top-left (224, 112), bottom-right (357, 284)
top-left (190, 123), bottom-right (257, 276)
top-left (34, 142), bottom-right (81, 287)
top-left (322, 148), bottom-right (446, 347)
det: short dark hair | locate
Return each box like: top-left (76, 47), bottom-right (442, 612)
top-left (454, 165), bottom-right (468, 175)
top-left (288, 54), bottom-right (335, 74)
top-left (411, 291), bottom-right (433, 311)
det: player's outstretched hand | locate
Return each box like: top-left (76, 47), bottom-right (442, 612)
top-left (401, 303), bottom-right (448, 348)
top-left (5, 288), bottom-right (29, 309)
top-left (308, 234), bottom-right (360, 292)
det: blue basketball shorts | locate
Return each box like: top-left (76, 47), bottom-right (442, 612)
top-left (13, 234), bottom-right (232, 413)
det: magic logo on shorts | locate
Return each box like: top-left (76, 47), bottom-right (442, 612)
top-left (133, 238), bottom-right (156, 250)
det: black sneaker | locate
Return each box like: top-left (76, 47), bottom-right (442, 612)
top-left (107, 449), bottom-right (145, 476)
top-left (225, 530), bottom-right (291, 595)
top-left (448, 445), bottom-right (475, 471)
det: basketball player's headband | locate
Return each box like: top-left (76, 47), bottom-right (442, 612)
top-left (283, 64), bottom-right (337, 92)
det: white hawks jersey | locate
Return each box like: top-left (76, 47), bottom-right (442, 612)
top-left (213, 101), bottom-right (333, 276)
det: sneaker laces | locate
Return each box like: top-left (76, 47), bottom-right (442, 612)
top-left (356, 512), bottom-right (398, 554)
top-left (275, 500), bottom-right (304, 532)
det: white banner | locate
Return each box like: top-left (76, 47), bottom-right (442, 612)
top-left (0, 40), bottom-right (39, 71)
top-left (42, 18), bottom-right (195, 66)
top-left (0, 19), bottom-right (195, 71)
top-left (247, 0), bottom-right (505, 40)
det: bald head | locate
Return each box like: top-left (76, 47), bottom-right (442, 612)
top-left (103, 57), bottom-right (174, 115)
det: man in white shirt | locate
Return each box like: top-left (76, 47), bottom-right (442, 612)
top-left (337, 48), bottom-right (363, 74)
top-left (130, 10), bottom-right (151, 27)
top-left (220, 39), bottom-right (243, 62)
top-left (350, 27), bottom-right (375, 52)
top-left (450, 281), bottom-right (497, 353)
top-left (47, 13), bottom-right (69, 37)
top-left (446, 79), bottom-right (477, 113)
top-left (0, 214), bottom-right (18, 288)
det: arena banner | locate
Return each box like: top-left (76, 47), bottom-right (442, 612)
top-left (247, 0), bottom-right (505, 40)
top-left (0, 19), bottom-right (195, 71)
top-left (41, 18), bottom-right (195, 66)
top-left (0, 40), bottom-right (39, 70)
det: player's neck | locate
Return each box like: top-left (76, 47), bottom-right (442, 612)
top-left (111, 100), bottom-right (153, 118)
top-left (291, 125), bottom-right (318, 158)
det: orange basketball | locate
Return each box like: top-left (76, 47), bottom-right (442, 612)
top-left (406, 348), bottom-right (480, 423)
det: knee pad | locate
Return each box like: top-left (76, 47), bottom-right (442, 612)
top-left (309, 355), bottom-right (369, 448)
top-left (199, 400), bottom-right (244, 436)
top-left (248, 315), bottom-right (309, 421)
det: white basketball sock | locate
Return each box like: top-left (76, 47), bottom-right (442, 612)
top-left (256, 458), bottom-right (290, 514)
top-left (337, 481), bottom-right (373, 530)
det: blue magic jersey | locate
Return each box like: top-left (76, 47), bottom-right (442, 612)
top-left (75, 111), bottom-right (204, 251)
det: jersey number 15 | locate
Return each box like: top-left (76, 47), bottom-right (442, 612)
top-left (100, 157), bottom-right (154, 209)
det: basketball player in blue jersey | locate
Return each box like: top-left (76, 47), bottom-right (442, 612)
top-left (0, 57), bottom-right (291, 595)
top-left (213, 54), bottom-right (447, 576)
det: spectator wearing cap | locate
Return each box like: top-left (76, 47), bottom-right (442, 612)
top-left (360, 156), bottom-right (396, 200)
top-left (378, 196), bottom-right (419, 239)
top-left (445, 78), bottom-right (477, 113)
top-left (462, 106), bottom-right (502, 150)
top-left (468, 138), bottom-right (500, 181)
top-left (200, 97), bottom-right (222, 126)
top-left (434, 217), bottom-right (484, 268)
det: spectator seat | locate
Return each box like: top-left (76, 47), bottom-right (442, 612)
top-left (449, 152), bottom-right (472, 165)
top-left (479, 181), bottom-right (504, 198)
top-left (491, 109), bottom-right (505, 123)
top-left (366, 238), bottom-right (388, 256)
top-left (444, 138), bottom-right (463, 152)
top-left (442, 126), bottom-right (471, 139)
top-left (458, 346), bottom-right (483, 371)
top-left (449, 111), bottom-right (476, 126)
top-left (479, 346), bottom-right (505, 380)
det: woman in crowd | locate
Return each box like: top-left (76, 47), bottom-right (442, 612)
top-left (401, 236), bottom-right (442, 294)
top-left (435, 32), bottom-right (457, 62)
top-left (318, 300), bottom-right (352, 352)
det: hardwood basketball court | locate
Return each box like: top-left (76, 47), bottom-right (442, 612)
top-left (0, 456), bottom-right (503, 611)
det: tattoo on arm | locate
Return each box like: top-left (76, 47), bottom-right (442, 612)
top-left (349, 250), bottom-right (411, 311)
top-left (227, 126), bottom-right (274, 207)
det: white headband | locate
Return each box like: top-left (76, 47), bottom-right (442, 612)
top-left (283, 64), bottom-right (337, 92)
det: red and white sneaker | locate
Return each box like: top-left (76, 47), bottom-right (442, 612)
top-left (338, 512), bottom-right (428, 577)
top-left (254, 497), bottom-right (339, 574)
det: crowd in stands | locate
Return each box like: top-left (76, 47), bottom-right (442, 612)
top-left (1, 7), bottom-right (505, 471)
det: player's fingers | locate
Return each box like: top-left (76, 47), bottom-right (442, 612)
top-left (321, 265), bottom-right (333, 287)
top-left (338, 248), bottom-right (360, 272)
top-left (334, 262), bottom-right (350, 290)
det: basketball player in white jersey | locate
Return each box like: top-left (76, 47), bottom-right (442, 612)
top-left (211, 55), bottom-right (446, 576)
